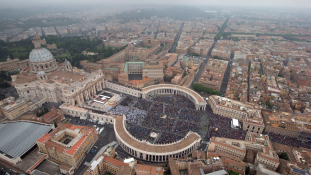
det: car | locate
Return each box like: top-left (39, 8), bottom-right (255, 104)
top-left (90, 150), bottom-right (94, 154)
top-left (93, 125), bottom-right (97, 128)
top-left (84, 122), bottom-right (87, 125)
top-left (94, 146), bottom-right (98, 149)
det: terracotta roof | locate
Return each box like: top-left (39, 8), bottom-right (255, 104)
top-left (37, 133), bottom-right (51, 144)
top-left (103, 156), bottom-right (128, 167)
top-left (45, 140), bottom-right (66, 153)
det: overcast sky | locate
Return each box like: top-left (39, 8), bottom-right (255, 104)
top-left (1, 0), bottom-right (311, 8)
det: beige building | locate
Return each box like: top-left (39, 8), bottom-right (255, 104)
top-left (136, 164), bottom-right (164, 175)
top-left (36, 123), bottom-right (98, 168)
top-left (11, 46), bottom-right (108, 107)
top-left (208, 95), bottom-right (265, 133)
top-left (84, 155), bottom-right (133, 175)
top-left (262, 111), bottom-right (300, 137)
top-left (0, 58), bottom-right (29, 72)
top-left (142, 64), bottom-right (164, 81)
top-left (208, 132), bottom-right (279, 171)
top-left (0, 97), bottom-right (29, 120)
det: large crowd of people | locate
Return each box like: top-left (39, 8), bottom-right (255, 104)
top-left (264, 132), bottom-right (311, 149)
top-left (155, 133), bottom-right (183, 144)
top-left (126, 108), bottom-right (147, 125)
top-left (179, 109), bottom-right (201, 123)
top-left (120, 94), bottom-right (204, 145)
top-left (150, 95), bottom-right (195, 110)
top-left (205, 107), bottom-right (247, 141)
top-left (134, 98), bottom-right (153, 111)
top-left (175, 95), bottom-right (195, 109)
top-left (174, 121), bottom-right (200, 136)
top-left (152, 96), bottom-right (175, 104)
top-left (165, 105), bottom-right (180, 118)
top-left (111, 105), bottom-right (129, 115)
top-left (126, 123), bottom-right (154, 142)
top-left (120, 96), bottom-right (135, 106)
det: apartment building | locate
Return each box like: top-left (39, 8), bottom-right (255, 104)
top-left (208, 133), bottom-right (279, 171)
top-left (208, 95), bottom-right (265, 133)
top-left (0, 58), bottom-right (29, 72)
top-left (136, 164), bottom-right (164, 175)
top-left (0, 97), bottom-right (29, 120)
top-left (84, 155), bottom-right (133, 175)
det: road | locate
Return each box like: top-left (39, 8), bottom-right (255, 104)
top-left (219, 52), bottom-right (234, 95)
top-left (247, 62), bottom-right (251, 102)
top-left (169, 22), bottom-right (184, 53)
top-left (191, 41), bottom-right (217, 87)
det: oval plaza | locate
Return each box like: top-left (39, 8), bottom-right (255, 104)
top-left (11, 45), bottom-right (207, 162)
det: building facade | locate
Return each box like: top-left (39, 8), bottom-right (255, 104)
top-left (208, 95), bottom-right (265, 133)
top-left (36, 123), bottom-right (98, 168)
top-left (0, 58), bottom-right (29, 72)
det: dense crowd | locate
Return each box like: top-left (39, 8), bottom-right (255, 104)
top-left (155, 133), bottom-right (183, 144)
top-left (120, 96), bottom-right (135, 106)
top-left (265, 132), bottom-right (311, 149)
top-left (111, 105), bottom-right (129, 115)
top-left (126, 123), bottom-right (154, 142)
top-left (205, 107), bottom-right (246, 141)
top-left (165, 105), bottom-right (180, 118)
top-left (126, 108), bottom-right (147, 125)
top-left (121, 94), bottom-right (203, 144)
top-left (134, 98), bottom-right (153, 111)
top-left (174, 121), bottom-right (200, 136)
top-left (179, 109), bottom-right (201, 123)
top-left (175, 95), bottom-right (195, 109)
top-left (152, 96), bottom-right (175, 104)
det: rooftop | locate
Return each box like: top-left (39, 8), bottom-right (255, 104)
top-left (0, 121), bottom-right (52, 158)
top-left (115, 115), bottom-right (201, 153)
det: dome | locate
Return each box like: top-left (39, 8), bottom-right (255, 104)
top-left (29, 47), bottom-right (54, 63)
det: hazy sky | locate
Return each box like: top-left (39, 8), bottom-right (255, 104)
top-left (1, 0), bottom-right (311, 8)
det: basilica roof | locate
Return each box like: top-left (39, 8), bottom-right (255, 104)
top-left (29, 47), bottom-right (54, 63)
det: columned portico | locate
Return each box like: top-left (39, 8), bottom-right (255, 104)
top-left (114, 115), bottom-right (201, 163)
top-left (142, 84), bottom-right (207, 111)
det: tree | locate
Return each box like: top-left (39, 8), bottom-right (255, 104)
top-left (9, 52), bottom-right (13, 59)
top-left (213, 55), bottom-right (223, 60)
top-left (245, 166), bottom-right (250, 175)
top-left (266, 101), bottom-right (272, 108)
top-left (279, 152), bottom-right (289, 160)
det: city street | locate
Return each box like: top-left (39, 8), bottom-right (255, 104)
top-left (219, 53), bottom-right (234, 95)
top-left (191, 41), bottom-right (217, 87)
top-left (170, 22), bottom-right (184, 53)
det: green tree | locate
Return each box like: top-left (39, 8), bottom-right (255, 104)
top-left (9, 52), bottom-right (13, 59)
top-left (245, 166), bottom-right (250, 175)
top-left (279, 152), bottom-right (289, 160)
top-left (266, 101), bottom-right (272, 108)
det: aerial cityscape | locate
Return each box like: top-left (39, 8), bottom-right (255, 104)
top-left (0, 1), bottom-right (311, 175)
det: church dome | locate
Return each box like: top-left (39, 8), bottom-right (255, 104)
top-left (29, 47), bottom-right (54, 63)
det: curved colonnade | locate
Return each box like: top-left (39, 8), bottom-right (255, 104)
top-left (142, 84), bottom-right (207, 110)
top-left (114, 115), bottom-right (201, 162)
